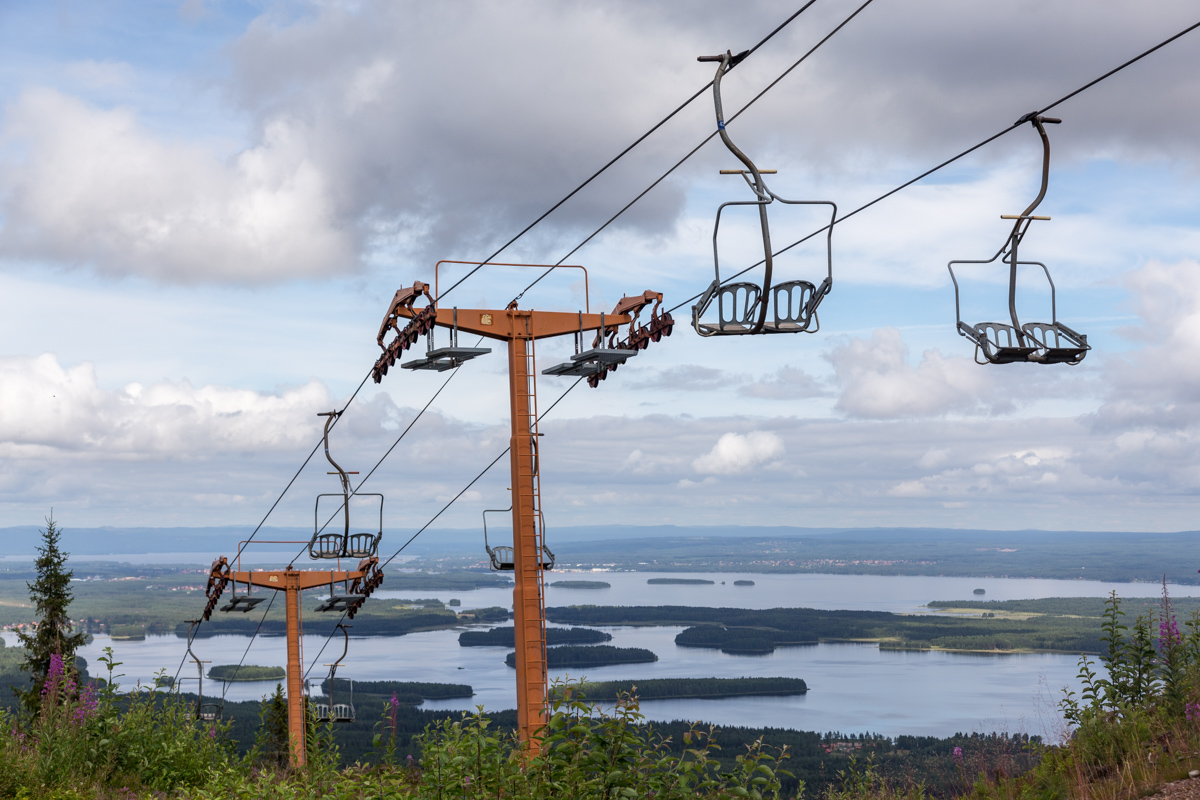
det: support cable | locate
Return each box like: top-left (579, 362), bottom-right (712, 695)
top-left (666, 16), bottom-right (1200, 315)
top-left (510, 0), bottom-right (876, 306)
top-left (301, 377), bottom-right (586, 680)
top-left (220, 592), bottom-right (278, 700)
top-left (437, 1), bottom-right (822, 303)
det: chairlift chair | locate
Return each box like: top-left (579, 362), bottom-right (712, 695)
top-left (403, 307), bottom-right (492, 371)
top-left (307, 411), bottom-right (385, 561)
top-left (315, 625), bottom-right (355, 723)
top-left (691, 50), bottom-right (837, 337)
top-left (948, 113), bottom-right (1090, 366)
top-left (183, 619), bottom-right (223, 722)
top-left (483, 507), bottom-right (554, 571)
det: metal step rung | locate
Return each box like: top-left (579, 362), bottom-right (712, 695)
top-left (402, 346), bottom-right (492, 372)
top-left (312, 594), bottom-right (362, 614)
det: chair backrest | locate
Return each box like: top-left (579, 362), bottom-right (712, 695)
top-left (489, 546), bottom-right (515, 571)
top-left (716, 282), bottom-right (762, 327)
top-left (310, 533), bottom-right (344, 559)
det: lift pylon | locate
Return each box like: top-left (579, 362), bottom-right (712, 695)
top-left (373, 263), bottom-right (667, 751)
top-left (203, 554), bottom-right (383, 768)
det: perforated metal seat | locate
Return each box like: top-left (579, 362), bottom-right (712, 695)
top-left (313, 703), bottom-right (331, 722)
top-left (331, 703), bottom-right (354, 723)
top-left (696, 282), bottom-right (762, 335)
top-left (309, 533), bottom-right (344, 560)
top-left (1022, 322), bottom-right (1088, 365)
top-left (969, 322), bottom-right (1038, 364)
top-left (345, 533), bottom-right (380, 559)
top-left (198, 703), bottom-right (222, 722)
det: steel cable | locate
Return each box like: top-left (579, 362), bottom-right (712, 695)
top-left (437, 0), bottom-right (823, 303)
top-left (667, 17), bottom-right (1200, 315)
top-left (510, 0), bottom-right (876, 307)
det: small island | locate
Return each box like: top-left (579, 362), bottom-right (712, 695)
top-left (675, 625), bottom-right (817, 655)
top-left (733, 580), bottom-right (755, 587)
top-left (974, 588), bottom-right (986, 595)
top-left (555, 676), bottom-right (808, 701)
top-left (208, 664), bottom-right (286, 682)
top-left (460, 626), bottom-right (612, 648)
top-left (550, 580), bottom-right (611, 590)
top-left (647, 578), bottom-right (715, 586)
top-left (506, 645), bottom-right (657, 669)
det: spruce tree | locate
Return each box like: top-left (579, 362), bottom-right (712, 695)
top-left (17, 515), bottom-right (86, 714)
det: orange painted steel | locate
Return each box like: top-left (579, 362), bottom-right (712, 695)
top-left (386, 302), bottom-right (633, 750)
top-left (232, 567), bottom-right (366, 768)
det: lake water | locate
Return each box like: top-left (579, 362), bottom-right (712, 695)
top-left (8, 570), bottom-right (1168, 740)
top-left (379, 570), bottom-right (1195, 615)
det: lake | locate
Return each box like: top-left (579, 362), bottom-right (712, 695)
top-left (378, 569), bottom-right (1194, 614)
top-left (5, 570), bottom-right (1152, 740)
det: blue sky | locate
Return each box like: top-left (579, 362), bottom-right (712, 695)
top-left (1, 0), bottom-right (1199, 535)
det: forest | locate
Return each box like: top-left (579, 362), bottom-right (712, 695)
top-left (208, 664), bottom-right (285, 682)
top-left (458, 626), bottom-right (611, 647)
top-left (555, 676), bottom-right (808, 701)
top-left (505, 645), bottom-right (658, 668)
top-left (547, 604), bottom-right (1107, 654)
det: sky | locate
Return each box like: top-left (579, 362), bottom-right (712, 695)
top-left (1, 0), bottom-right (1199, 538)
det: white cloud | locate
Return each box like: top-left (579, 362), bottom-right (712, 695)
top-left (0, 89), bottom-right (354, 283)
top-left (0, 353), bottom-right (333, 456)
top-left (828, 327), bottom-right (1014, 419)
top-left (692, 431), bottom-right (784, 476)
top-left (740, 365), bottom-right (827, 400)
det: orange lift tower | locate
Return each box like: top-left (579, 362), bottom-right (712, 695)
top-left (371, 261), bottom-right (672, 750)
top-left (201, 413), bottom-right (386, 769)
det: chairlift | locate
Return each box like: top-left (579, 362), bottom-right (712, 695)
top-left (183, 619), bottom-right (223, 722)
top-left (691, 50), bottom-right (836, 337)
top-left (948, 113), bottom-right (1090, 365)
top-left (483, 506), bottom-right (554, 571)
top-left (310, 624), bottom-right (356, 723)
top-left (307, 411), bottom-right (384, 561)
top-left (403, 307), bottom-right (492, 371)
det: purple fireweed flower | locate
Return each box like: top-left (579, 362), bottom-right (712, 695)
top-left (953, 746), bottom-right (963, 762)
top-left (1187, 703), bottom-right (1200, 723)
top-left (389, 693), bottom-right (399, 732)
top-left (47, 654), bottom-right (64, 680)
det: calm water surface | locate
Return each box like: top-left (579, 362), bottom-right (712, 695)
top-left (7, 571), bottom-right (1160, 739)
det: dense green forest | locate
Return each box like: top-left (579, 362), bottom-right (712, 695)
top-left (208, 664), bottom-right (285, 682)
top-left (547, 605), bottom-right (1106, 654)
top-left (556, 677), bottom-right (808, 700)
top-left (505, 645), bottom-right (658, 668)
top-left (647, 577), bottom-right (715, 585)
top-left (458, 626), bottom-right (612, 647)
top-left (548, 580), bottom-right (610, 589)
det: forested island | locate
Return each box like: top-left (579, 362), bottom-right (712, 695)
top-left (647, 578), bottom-right (714, 585)
top-left (321, 678), bottom-right (473, 704)
top-left (550, 580), bottom-right (611, 589)
top-left (557, 677), bottom-right (808, 701)
top-left (506, 645), bottom-right (657, 668)
top-left (458, 626), bottom-right (612, 647)
top-left (547, 604), bottom-right (1108, 654)
top-left (208, 664), bottom-right (285, 682)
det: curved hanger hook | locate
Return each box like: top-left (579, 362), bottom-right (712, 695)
top-left (699, 49), bottom-right (773, 334)
top-left (318, 411), bottom-right (350, 540)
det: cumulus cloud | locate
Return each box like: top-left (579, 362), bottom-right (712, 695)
top-left (0, 89), bottom-right (354, 283)
top-left (0, 353), bottom-right (334, 456)
top-left (827, 328), bottom-right (1014, 419)
top-left (692, 431), bottom-right (784, 475)
top-left (740, 365), bottom-right (827, 399)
